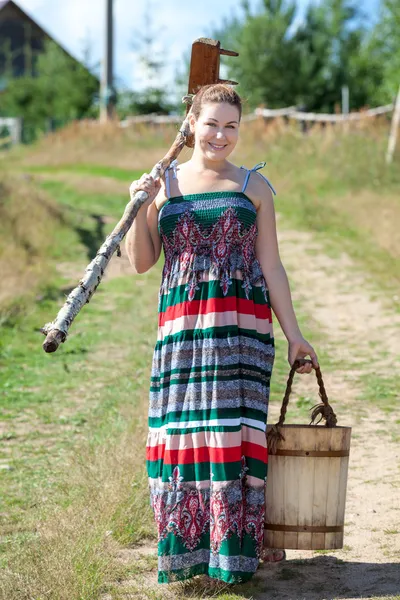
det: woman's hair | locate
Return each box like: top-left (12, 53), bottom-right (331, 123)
top-left (186, 83), bottom-right (242, 148)
top-left (192, 83), bottom-right (242, 120)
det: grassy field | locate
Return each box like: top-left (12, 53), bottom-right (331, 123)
top-left (0, 117), bottom-right (399, 599)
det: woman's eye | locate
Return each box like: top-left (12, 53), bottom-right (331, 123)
top-left (206, 123), bottom-right (216, 126)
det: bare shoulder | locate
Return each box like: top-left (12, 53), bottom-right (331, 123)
top-left (244, 170), bottom-right (275, 212)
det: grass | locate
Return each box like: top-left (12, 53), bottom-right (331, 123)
top-left (357, 373), bottom-right (399, 414)
top-left (25, 162), bottom-right (140, 181)
top-left (0, 270), bottom-right (161, 599)
top-left (0, 118), bottom-right (399, 599)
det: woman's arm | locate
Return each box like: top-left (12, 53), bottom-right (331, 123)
top-left (247, 174), bottom-right (319, 372)
top-left (125, 173), bottom-right (163, 274)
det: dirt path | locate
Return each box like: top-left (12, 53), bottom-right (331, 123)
top-left (102, 219), bottom-right (400, 600)
top-left (248, 224), bottom-right (400, 599)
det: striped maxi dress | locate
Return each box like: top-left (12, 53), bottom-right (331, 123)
top-left (146, 161), bottom-right (276, 585)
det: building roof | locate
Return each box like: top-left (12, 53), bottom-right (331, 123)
top-left (0, 0), bottom-right (99, 82)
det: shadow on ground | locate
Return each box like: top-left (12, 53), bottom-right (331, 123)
top-left (178, 556), bottom-right (400, 600)
top-left (75, 214), bottom-right (107, 260)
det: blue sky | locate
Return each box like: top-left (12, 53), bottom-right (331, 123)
top-left (16, 0), bottom-right (380, 91)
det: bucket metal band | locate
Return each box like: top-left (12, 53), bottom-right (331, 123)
top-left (264, 524), bottom-right (344, 533)
top-left (272, 450), bottom-right (350, 458)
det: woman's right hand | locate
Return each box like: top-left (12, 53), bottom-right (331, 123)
top-left (129, 173), bottom-right (161, 204)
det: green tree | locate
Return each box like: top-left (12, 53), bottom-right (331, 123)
top-left (367, 0), bottom-right (400, 104)
top-left (126, 0), bottom-right (172, 115)
top-left (293, 0), bottom-right (374, 111)
top-left (1, 40), bottom-right (98, 141)
top-left (214, 0), bottom-right (378, 112)
top-left (214, 0), bottom-right (301, 109)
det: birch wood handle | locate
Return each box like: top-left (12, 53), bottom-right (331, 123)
top-left (41, 118), bottom-right (191, 352)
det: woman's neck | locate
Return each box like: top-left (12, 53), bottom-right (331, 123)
top-left (189, 149), bottom-right (230, 174)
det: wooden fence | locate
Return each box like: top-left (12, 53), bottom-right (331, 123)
top-left (120, 102), bottom-right (394, 127)
top-left (0, 117), bottom-right (22, 145)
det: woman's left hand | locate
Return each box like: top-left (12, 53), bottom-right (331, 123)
top-left (288, 335), bottom-right (319, 374)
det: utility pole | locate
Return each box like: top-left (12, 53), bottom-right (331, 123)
top-left (100, 0), bottom-right (115, 122)
top-left (341, 85), bottom-right (349, 115)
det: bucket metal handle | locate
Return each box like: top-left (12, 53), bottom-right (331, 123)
top-left (267, 359), bottom-right (338, 455)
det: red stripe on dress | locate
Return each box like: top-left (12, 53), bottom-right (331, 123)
top-left (163, 445), bottom-right (238, 464)
top-left (159, 297), bottom-right (272, 326)
top-left (241, 440), bottom-right (268, 463)
top-left (146, 442), bottom-right (267, 464)
top-left (146, 443), bottom-right (165, 462)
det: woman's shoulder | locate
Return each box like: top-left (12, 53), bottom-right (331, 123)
top-left (243, 161), bottom-right (277, 197)
top-left (241, 161), bottom-right (277, 212)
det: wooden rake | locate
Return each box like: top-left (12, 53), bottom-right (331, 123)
top-left (41, 38), bottom-right (239, 353)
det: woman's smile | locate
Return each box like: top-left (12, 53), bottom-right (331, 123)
top-left (208, 142), bottom-right (228, 151)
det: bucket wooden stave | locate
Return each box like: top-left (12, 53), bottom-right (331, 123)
top-left (264, 359), bottom-right (352, 551)
top-left (265, 424), bottom-right (351, 550)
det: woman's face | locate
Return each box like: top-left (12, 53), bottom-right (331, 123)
top-left (190, 102), bottom-right (240, 160)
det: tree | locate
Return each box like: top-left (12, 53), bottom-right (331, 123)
top-left (214, 0), bottom-right (378, 112)
top-left (366, 0), bottom-right (400, 104)
top-left (127, 0), bottom-right (172, 115)
top-left (214, 0), bottom-right (301, 109)
top-left (1, 40), bottom-right (98, 140)
top-left (293, 0), bottom-right (373, 111)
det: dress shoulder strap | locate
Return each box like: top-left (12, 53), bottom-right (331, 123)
top-left (164, 159), bottom-right (178, 198)
top-left (240, 161), bottom-right (277, 196)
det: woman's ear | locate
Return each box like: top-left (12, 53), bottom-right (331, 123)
top-left (189, 113), bottom-right (196, 134)
top-left (185, 112), bottom-right (196, 149)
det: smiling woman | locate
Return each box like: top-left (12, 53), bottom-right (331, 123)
top-left (125, 83), bottom-right (319, 586)
top-left (185, 84), bottom-right (242, 155)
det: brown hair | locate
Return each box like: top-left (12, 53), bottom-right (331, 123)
top-left (186, 83), bottom-right (242, 148)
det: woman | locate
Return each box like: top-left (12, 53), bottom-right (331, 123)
top-left (126, 84), bottom-right (319, 585)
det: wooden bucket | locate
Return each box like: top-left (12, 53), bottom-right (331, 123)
top-left (264, 360), bottom-right (351, 550)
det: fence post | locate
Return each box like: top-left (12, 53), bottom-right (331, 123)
top-left (386, 85), bottom-right (400, 164)
top-left (0, 117), bottom-right (22, 146)
top-left (11, 118), bottom-right (22, 145)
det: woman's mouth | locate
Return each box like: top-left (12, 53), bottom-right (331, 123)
top-left (208, 142), bottom-right (227, 151)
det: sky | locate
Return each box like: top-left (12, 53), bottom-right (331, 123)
top-left (15, 0), bottom-right (381, 91)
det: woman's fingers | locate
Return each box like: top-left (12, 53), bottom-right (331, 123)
top-left (129, 173), bottom-right (160, 198)
top-left (288, 337), bottom-right (319, 375)
top-left (309, 349), bottom-right (319, 369)
top-left (295, 359), bottom-right (314, 374)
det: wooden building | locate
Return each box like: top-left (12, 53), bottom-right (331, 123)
top-left (0, 0), bottom-right (97, 90)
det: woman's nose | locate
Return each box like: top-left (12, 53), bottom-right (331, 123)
top-left (216, 130), bottom-right (225, 139)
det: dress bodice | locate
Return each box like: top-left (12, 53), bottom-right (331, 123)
top-left (157, 192), bottom-right (268, 302)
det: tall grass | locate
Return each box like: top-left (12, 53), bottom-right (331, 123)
top-left (0, 175), bottom-right (67, 317)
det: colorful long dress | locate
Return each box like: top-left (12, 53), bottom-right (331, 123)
top-left (146, 162), bottom-right (276, 585)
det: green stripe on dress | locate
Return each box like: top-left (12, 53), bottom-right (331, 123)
top-left (155, 325), bottom-right (274, 348)
top-left (148, 406), bottom-right (268, 428)
top-left (147, 457), bottom-right (267, 481)
top-left (159, 279), bottom-right (270, 310)
top-left (151, 360), bottom-right (269, 377)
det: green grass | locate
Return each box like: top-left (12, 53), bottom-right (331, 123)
top-left (0, 271), bottom-right (154, 512)
top-left (0, 266), bottom-right (162, 598)
top-left (38, 178), bottom-right (130, 220)
top-left (25, 163), bottom-right (139, 181)
top-left (357, 373), bottom-right (399, 413)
